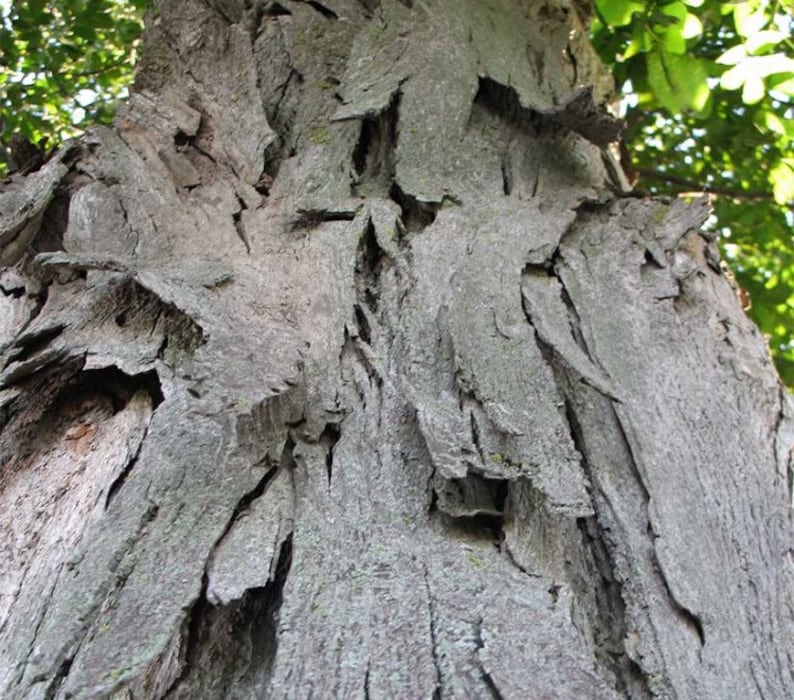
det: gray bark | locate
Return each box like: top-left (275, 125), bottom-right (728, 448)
top-left (0, 0), bottom-right (792, 698)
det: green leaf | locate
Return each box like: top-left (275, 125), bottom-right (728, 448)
top-left (594, 0), bottom-right (644, 27)
top-left (647, 49), bottom-right (711, 113)
top-left (716, 45), bottom-right (745, 66)
top-left (770, 159), bottom-right (794, 205)
top-left (732, 0), bottom-right (770, 38)
top-left (746, 29), bottom-right (788, 55)
top-left (742, 75), bottom-right (765, 104)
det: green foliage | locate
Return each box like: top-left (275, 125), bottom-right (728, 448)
top-left (0, 0), bottom-right (147, 152)
top-left (591, 0), bottom-right (794, 385)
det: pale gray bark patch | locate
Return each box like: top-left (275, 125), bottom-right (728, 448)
top-left (0, 0), bottom-right (791, 698)
top-left (0, 158), bottom-right (69, 266)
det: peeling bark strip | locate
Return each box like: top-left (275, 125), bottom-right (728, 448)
top-left (0, 0), bottom-right (792, 698)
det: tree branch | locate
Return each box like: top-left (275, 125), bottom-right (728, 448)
top-left (636, 167), bottom-right (774, 202)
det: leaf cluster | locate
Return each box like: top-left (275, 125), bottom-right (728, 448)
top-left (0, 0), bottom-right (147, 153)
top-left (591, 0), bottom-right (794, 384)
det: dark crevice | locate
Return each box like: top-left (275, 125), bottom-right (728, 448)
top-left (79, 366), bottom-right (163, 414)
top-left (156, 333), bottom-right (169, 361)
top-left (643, 248), bottom-right (663, 269)
top-left (574, 196), bottom-right (611, 216)
top-left (33, 187), bottom-right (71, 256)
top-left (502, 543), bottom-right (539, 578)
top-left (173, 130), bottom-right (191, 148)
top-left (389, 183), bottom-right (439, 233)
top-left (164, 453), bottom-right (295, 697)
top-left (363, 662), bottom-right (371, 700)
top-left (522, 260), bottom-right (554, 277)
top-left (5, 324), bottom-right (64, 367)
top-left (105, 426), bottom-right (147, 508)
top-left (473, 618), bottom-right (503, 700)
top-left (0, 282), bottom-right (26, 298)
top-left (351, 90), bottom-right (399, 196)
top-left (104, 278), bottom-right (206, 366)
top-left (480, 670), bottom-right (505, 700)
top-left (575, 516), bottom-right (648, 697)
top-left (422, 566), bottom-right (443, 698)
top-left (43, 655), bottom-right (73, 700)
top-left (474, 77), bottom-right (540, 133)
top-left (163, 574), bottom-right (211, 697)
top-left (263, 1), bottom-right (292, 17)
top-left (500, 159), bottom-right (511, 196)
top-left (217, 465), bottom-right (280, 543)
top-left (434, 475), bottom-right (507, 542)
top-left (469, 410), bottom-right (485, 462)
top-left (774, 386), bottom-right (793, 505)
top-left (536, 343), bottom-right (651, 699)
top-left (0, 357), bottom-right (82, 460)
top-left (320, 422), bottom-right (340, 485)
top-left (427, 480), bottom-right (439, 516)
top-left (354, 304), bottom-right (372, 345)
top-left (86, 368), bottom-right (164, 506)
top-left (352, 117), bottom-right (377, 175)
top-left (299, 0), bottom-right (338, 19)
top-left (233, 195), bottom-right (251, 253)
top-left (355, 219), bottom-right (385, 313)
top-left (263, 533), bottom-right (293, 659)
top-left (559, 364), bottom-right (696, 692)
top-left (289, 208), bottom-right (356, 232)
top-left (672, 595), bottom-right (705, 647)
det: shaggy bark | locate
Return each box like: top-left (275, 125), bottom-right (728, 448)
top-left (1, 0), bottom-right (792, 698)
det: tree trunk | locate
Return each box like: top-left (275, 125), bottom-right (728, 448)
top-left (1, 0), bottom-right (792, 697)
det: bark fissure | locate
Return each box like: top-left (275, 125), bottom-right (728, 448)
top-left (524, 265), bottom-right (654, 695)
top-left (472, 617), bottom-right (505, 700)
top-left (422, 566), bottom-right (443, 699)
top-left (389, 183), bottom-right (440, 232)
top-left (320, 422), bottom-right (341, 486)
top-left (162, 574), bottom-right (211, 698)
top-left (300, 1), bottom-right (339, 20)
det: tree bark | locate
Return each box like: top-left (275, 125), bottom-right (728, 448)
top-left (1, 0), bottom-right (792, 698)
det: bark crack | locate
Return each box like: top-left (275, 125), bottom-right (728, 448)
top-left (162, 573), bottom-right (211, 698)
top-left (609, 409), bottom-right (705, 650)
top-left (233, 194), bottom-right (251, 253)
top-left (422, 565), bottom-right (443, 698)
top-left (292, 0), bottom-right (339, 20)
top-left (319, 422), bottom-right (340, 487)
top-left (105, 420), bottom-right (149, 508)
top-left (533, 332), bottom-right (653, 696)
top-left (18, 563), bottom-right (65, 689)
top-left (772, 383), bottom-right (793, 502)
top-left (473, 617), bottom-right (504, 700)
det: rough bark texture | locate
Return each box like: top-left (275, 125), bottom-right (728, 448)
top-left (1, 1), bottom-right (792, 698)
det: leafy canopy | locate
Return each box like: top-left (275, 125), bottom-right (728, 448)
top-left (1, 0), bottom-right (793, 382)
top-left (0, 0), bottom-right (147, 147)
